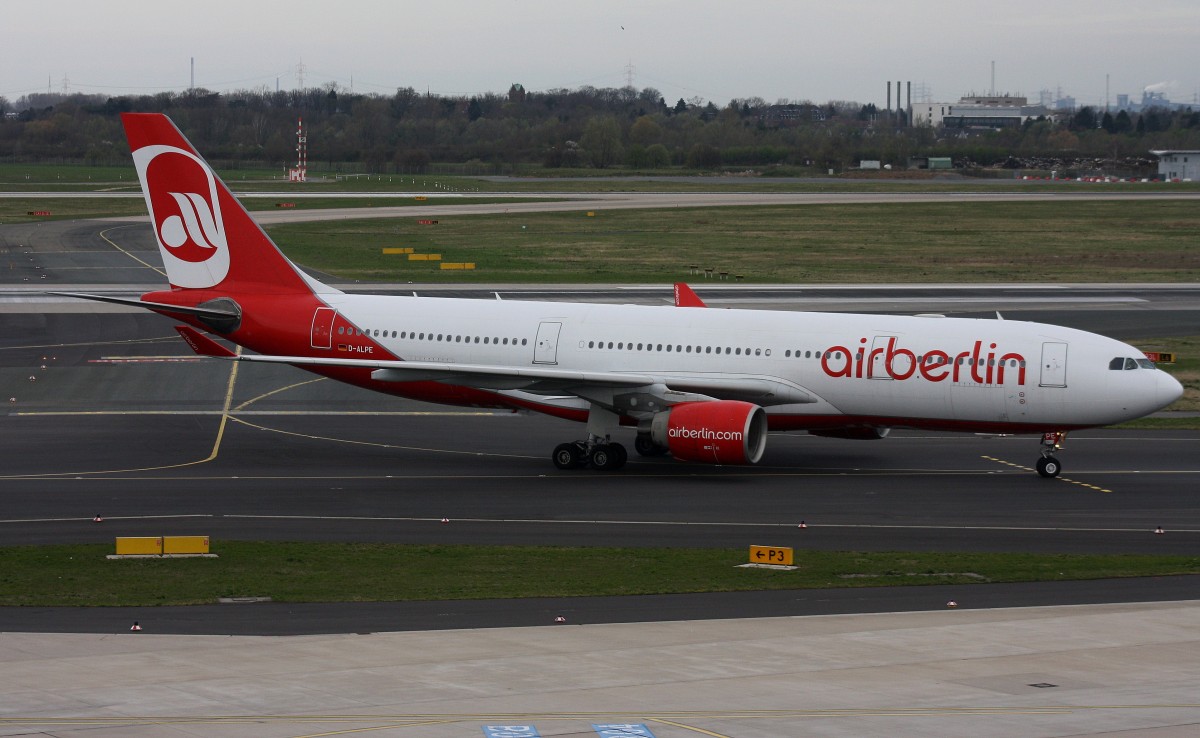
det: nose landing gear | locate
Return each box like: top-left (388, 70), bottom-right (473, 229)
top-left (1036, 431), bottom-right (1066, 478)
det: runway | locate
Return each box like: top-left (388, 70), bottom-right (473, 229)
top-left (4, 302), bottom-right (1199, 555)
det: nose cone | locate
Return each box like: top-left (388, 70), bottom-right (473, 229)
top-left (1156, 371), bottom-right (1185, 410)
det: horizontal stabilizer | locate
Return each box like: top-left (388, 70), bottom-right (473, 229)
top-left (176, 325), bottom-right (237, 358)
top-left (50, 292), bottom-right (240, 320)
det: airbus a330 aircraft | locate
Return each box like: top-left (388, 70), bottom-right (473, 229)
top-left (62, 113), bottom-right (1183, 477)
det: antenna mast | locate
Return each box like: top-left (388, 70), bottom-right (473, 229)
top-left (289, 118), bottom-right (307, 182)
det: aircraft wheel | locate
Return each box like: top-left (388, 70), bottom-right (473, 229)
top-left (590, 443), bottom-right (626, 471)
top-left (1036, 456), bottom-right (1062, 478)
top-left (608, 442), bottom-right (628, 469)
top-left (634, 434), bottom-right (667, 457)
top-left (553, 442), bottom-right (585, 470)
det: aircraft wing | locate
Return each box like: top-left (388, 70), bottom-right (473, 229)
top-left (176, 326), bottom-right (815, 407)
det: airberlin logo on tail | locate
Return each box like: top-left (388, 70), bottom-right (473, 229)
top-left (131, 144), bottom-right (230, 288)
top-left (821, 337), bottom-right (1028, 386)
top-left (160, 192), bottom-right (221, 257)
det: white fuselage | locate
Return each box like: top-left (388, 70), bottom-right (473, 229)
top-left (314, 292), bottom-right (1179, 432)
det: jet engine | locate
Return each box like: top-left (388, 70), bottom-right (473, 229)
top-left (649, 400), bottom-right (767, 464)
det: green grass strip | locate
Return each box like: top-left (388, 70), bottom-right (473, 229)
top-left (263, 200), bottom-right (1200, 284)
top-left (2, 543), bottom-right (1197, 607)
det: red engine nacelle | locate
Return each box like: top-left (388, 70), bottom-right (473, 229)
top-left (650, 401), bottom-right (767, 464)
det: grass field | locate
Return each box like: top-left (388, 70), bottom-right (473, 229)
top-left (2, 543), bottom-right (1197, 607)
top-left (264, 200), bottom-right (1200, 284)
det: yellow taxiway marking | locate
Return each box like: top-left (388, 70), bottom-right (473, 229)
top-left (650, 717), bottom-right (734, 737)
top-left (233, 376), bottom-right (327, 411)
top-left (228, 415), bottom-right (538, 459)
top-left (99, 224), bottom-right (167, 277)
top-left (981, 455), bottom-right (1113, 493)
top-left (0, 349), bottom-right (239, 479)
top-left (288, 719), bottom-right (460, 738)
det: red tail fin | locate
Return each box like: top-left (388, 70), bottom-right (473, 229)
top-left (122, 113), bottom-right (313, 295)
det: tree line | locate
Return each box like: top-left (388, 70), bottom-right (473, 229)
top-left (2, 84), bottom-right (1198, 175)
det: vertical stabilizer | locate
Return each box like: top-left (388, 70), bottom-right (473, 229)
top-left (122, 113), bottom-right (314, 295)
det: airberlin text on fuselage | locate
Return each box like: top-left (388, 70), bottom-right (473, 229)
top-left (821, 337), bottom-right (1028, 385)
top-left (668, 426), bottom-right (744, 441)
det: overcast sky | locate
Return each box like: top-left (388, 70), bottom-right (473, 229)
top-left (4, 1), bottom-right (1198, 109)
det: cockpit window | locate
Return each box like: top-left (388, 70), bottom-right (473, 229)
top-left (1110, 356), bottom-right (1158, 370)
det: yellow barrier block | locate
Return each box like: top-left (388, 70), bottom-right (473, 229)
top-left (439, 262), bottom-right (476, 270)
top-left (414, 196), bottom-right (427, 201)
top-left (116, 537), bottom-right (163, 555)
top-left (163, 536), bottom-right (210, 555)
top-left (407, 253), bottom-right (442, 261)
top-left (586, 211), bottom-right (595, 217)
top-left (382, 247), bottom-right (414, 254)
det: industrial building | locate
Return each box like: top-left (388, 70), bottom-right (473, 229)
top-left (911, 95), bottom-right (1051, 129)
top-left (1151, 150), bottom-right (1200, 181)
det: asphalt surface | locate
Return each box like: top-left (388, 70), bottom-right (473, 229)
top-left (2, 210), bottom-right (1199, 635)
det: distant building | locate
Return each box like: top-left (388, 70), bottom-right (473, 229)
top-left (911, 95), bottom-right (1050, 129)
top-left (909, 156), bottom-right (953, 170)
top-left (759, 104), bottom-right (809, 127)
top-left (1151, 150), bottom-right (1200, 181)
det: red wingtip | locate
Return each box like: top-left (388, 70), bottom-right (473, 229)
top-left (673, 283), bottom-right (707, 308)
top-left (175, 325), bottom-right (237, 358)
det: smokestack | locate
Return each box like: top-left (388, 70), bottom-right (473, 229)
top-left (906, 81), bottom-right (911, 127)
top-left (886, 81), bottom-right (891, 116)
top-left (190, 57), bottom-right (194, 90)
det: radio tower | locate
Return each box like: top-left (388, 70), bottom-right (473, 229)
top-left (288, 118), bottom-right (307, 182)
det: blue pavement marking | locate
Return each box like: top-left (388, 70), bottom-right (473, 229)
top-left (593, 724), bottom-right (657, 737)
top-left (482, 727), bottom-right (541, 738)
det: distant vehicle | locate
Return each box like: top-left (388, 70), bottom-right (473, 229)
top-left (62, 113), bottom-right (1183, 476)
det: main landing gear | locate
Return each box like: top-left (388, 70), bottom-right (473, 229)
top-left (552, 439), bottom-right (628, 471)
top-left (1036, 431), bottom-right (1066, 478)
